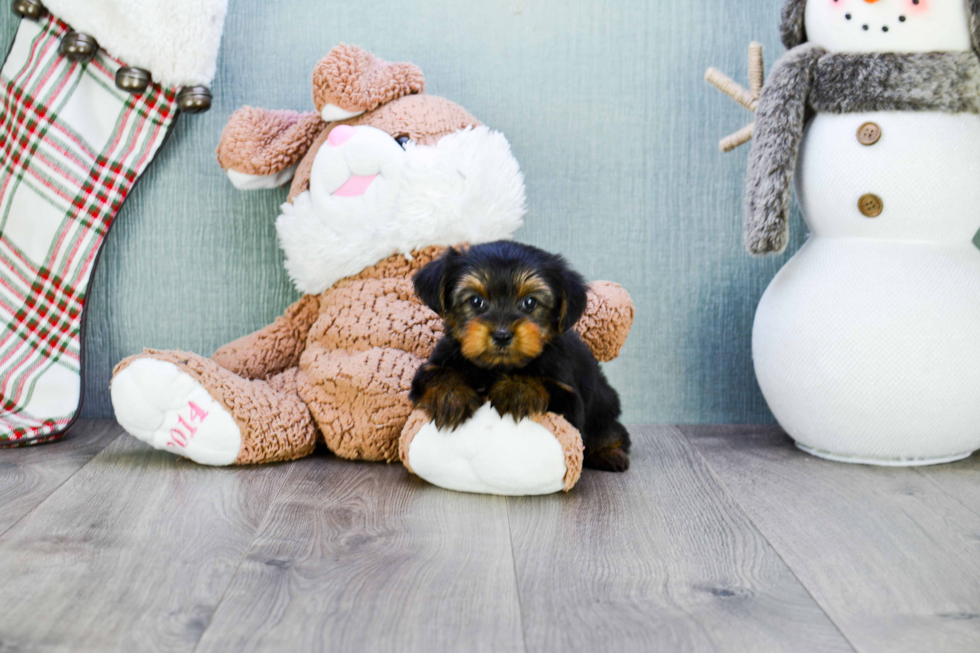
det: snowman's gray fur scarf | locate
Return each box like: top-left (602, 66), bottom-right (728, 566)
top-left (745, 45), bottom-right (980, 254)
top-left (745, 45), bottom-right (819, 255)
top-left (779, 0), bottom-right (980, 51)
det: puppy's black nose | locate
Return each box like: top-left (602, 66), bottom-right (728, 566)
top-left (492, 328), bottom-right (513, 346)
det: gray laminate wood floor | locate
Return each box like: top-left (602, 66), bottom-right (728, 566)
top-left (1, 421), bottom-right (978, 653)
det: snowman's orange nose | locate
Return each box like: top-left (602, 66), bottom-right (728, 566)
top-left (863, 0), bottom-right (883, 3)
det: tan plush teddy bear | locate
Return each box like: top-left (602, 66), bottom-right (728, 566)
top-left (109, 44), bottom-right (634, 495)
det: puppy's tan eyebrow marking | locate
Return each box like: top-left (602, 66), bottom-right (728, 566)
top-left (516, 271), bottom-right (548, 299)
top-left (456, 272), bottom-right (488, 297)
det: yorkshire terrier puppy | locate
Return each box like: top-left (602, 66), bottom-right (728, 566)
top-left (409, 241), bottom-right (630, 472)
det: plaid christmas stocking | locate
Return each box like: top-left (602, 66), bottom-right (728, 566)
top-left (0, 1), bottom-right (227, 446)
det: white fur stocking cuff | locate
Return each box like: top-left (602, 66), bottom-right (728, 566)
top-left (41, 0), bottom-right (228, 87)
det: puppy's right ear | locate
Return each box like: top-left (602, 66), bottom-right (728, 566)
top-left (557, 263), bottom-right (589, 333)
top-left (414, 248), bottom-right (459, 316)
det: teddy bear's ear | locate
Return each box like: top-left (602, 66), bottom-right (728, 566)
top-left (217, 107), bottom-right (326, 190)
top-left (312, 44), bottom-right (425, 122)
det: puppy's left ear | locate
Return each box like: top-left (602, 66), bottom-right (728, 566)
top-left (557, 265), bottom-right (588, 333)
top-left (414, 248), bottom-right (459, 316)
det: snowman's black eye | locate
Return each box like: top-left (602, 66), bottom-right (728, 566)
top-left (899, 15), bottom-right (906, 21)
top-left (846, 13), bottom-right (852, 19)
top-left (395, 134), bottom-right (411, 149)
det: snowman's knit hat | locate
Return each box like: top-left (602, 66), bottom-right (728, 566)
top-left (780, 0), bottom-right (980, 52)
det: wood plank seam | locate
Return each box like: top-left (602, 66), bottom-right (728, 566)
top-left (507, 424), bottom-right (856, 652)
top-left (189, 459), bottom-right (526, 652)
top-left (505, 498), bottom-right (531, 653)
top-left (911, 468), bottom-right (980, 521)
top-left (0, 427), bottom-right (121, 540)
top-left (671, 425), bottom-right (862, 653)
top-left (190, 462), bottom-right (299, 653)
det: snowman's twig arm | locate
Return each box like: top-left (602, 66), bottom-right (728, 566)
top-left (745, 44), bottom-right (823, 255)
top-left (705, 42), bottom-right (765, 152)
top-left (749, 42), bottom-right (765, 98)
top-left (705, 68), bottom-right (757, 112)
top-left (721, 124), bottom-right (755, 153)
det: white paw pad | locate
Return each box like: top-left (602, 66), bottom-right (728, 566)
top-left (110, 359), bottom-right (242, 466)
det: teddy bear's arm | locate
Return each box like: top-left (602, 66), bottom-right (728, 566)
top-left (576, 282), bottom-right (635, 362)
top-left (216, 107), bottom-right (326, 191)
top-left (211, 294), bottom-right (320, 380)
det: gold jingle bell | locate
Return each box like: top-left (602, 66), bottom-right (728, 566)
top-left (12, 0), bottom-right (46, 20)
top-left (60, 31), bottom-right (99, 62)
top-left (177, 86), bottom-right (212, 114)
top-left (115, 66), bottom-right (151, 93)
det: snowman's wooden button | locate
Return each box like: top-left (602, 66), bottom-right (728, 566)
top-left (857, 122), bottom-right (881, 146)
top-left (858, 194), bottom-right (883, 218)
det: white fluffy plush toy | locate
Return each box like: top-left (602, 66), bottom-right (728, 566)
top-left (710, 0), bottom-right (980, 465)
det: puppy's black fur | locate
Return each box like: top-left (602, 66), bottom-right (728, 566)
top-left (409, 241), bottom-right (630, 472)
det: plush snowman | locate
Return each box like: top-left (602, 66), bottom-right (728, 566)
top-left (716, 0), bottom-right (980, 464)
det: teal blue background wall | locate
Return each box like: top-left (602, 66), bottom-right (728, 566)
top-left (0, 0), bottom-right (806, 424)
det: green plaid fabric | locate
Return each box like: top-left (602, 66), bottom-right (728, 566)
top-left (0, 15), bottom-right (178, 446)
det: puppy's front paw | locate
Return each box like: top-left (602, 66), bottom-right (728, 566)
top-left (489, 376), bottom-right (550, 421)
top-left (433, 388), bottom-right (482, 431)
top-left (417, 375), bottom-right (482, 431)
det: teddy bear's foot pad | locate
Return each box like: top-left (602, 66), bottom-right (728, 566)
top-left (406, 404), bottom-right (569, 496)
top-left (111, 359), bottom-right (242, 465)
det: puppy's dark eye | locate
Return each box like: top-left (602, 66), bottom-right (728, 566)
top-left (395, 134), bottom-right (411, 149)
top-left (520, 296), bottom-right (537, 313)
top-left (468, 296), bottom-right (486, 311)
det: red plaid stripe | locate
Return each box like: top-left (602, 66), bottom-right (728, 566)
top-left (0, 15), bottom-right (179, 444)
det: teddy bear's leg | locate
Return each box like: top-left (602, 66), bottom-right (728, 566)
top-left (297, 346), bottom-right (421, 462)
top-left (398, 407), bottom-right (585, 495)
top-left (211, 294), bottom-right (320, 381)
top-left (111, 350), bottom-right (317, 465)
